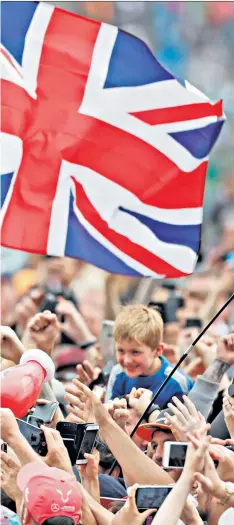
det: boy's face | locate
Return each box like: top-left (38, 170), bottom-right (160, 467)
top-left (116, 339), bottom-right (161, 377)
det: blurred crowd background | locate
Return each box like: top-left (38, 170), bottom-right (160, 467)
top-left (1, 2), bottom-right (234, 327)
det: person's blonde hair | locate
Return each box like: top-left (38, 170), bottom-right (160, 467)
top-left (114, 304), bottom-right (163, 350)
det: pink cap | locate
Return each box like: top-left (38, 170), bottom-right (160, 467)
top-left (17, 462), bottom-right (82, 524)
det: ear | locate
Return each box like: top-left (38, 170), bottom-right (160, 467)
top-left (155, 343), bottom-right (164, 356)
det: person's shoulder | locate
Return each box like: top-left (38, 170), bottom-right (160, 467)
top-left (162, 357), bottom-right (193, 392)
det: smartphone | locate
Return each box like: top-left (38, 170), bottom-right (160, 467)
top-left (135, 485), bottom-right (173, 510)
top-left (31, 402), bottom-right (59, 424)
top-left (184, 318), bottom-right (202, 329)
top-left (228, 381), bottom-right (234, 398)
top-left (76, 424), bottom-right (99, 465)
top-left (100, 320), bottom-right (115, 365)
top-left (163, 442), bottom-right (220, 470)
top-left (163, 441), bottom-right (188, 469)
top-left (62, 438), bottom-right (77, 465)
top-left (16, 418), bottom-right (47, 456)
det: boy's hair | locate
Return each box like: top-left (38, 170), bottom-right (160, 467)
top-left (114, 305), bottom-right (163, 350)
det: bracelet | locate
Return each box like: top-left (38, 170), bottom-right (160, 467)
top-left (79, 339), bottom-right (97, 350)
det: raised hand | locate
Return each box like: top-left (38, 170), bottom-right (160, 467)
top-left (223, 395), bottom-right (234, 439)
top-left (105, 398), bottom-right (130, 430)
top-left (41, 425), bottom-right (73, 475)
top-left (75, 360), bottom-right (101, 388)
top-left (128, 388), bottom-right (153, 416)
top-left (23, 310), bottom-right (60, 355)
top-left (65, 380), bottom-right (95, 423)
top-left (216, 332), bottom-right (234, 365)
top-left (78, 449), bottom-right (100, 480)
top-left (0, 449), bottom-right (22, 503)
top-left (15, 288), bottom-right (44, 336)
top-left (56, 298), bottom-right (95, 344)
top-left (184, 434), bottom-right (211, 478)
top-left (0, 408), bottom-right (21, 444)
top-left (165, 395), bottom-right (207, 442)
top-left (111, 484), bottom-right (156, 525)
top-left (0, 326), bottom-right (25, 364)
top-left (194, 451), bottom-right (227, 500)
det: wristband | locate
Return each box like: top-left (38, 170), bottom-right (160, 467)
top-left (145, 403), bottom-right (160, 422)
top-left (79, 339), bottom-right (97, 350)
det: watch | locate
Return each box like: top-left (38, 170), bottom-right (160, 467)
top-left (79, 339), bottom-right (97, 350)
top-left (218, 482), bottom-right (234, 505)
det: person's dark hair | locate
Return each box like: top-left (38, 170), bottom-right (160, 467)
top-left (96, 440), bottom-right (116, 471)
top-left (198, 509), bottom-right (209, 523)
top-left (0, 489), bottom-right (17, 512)
top-left (152, 428), bottom-right (173, 439)
top-left (42, 518), bottom-right (75, 525)
top-left (108, 500), bottom-right (125, 514)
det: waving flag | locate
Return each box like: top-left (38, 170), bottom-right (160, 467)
top-left (1, 1), bottom-right (225, 277)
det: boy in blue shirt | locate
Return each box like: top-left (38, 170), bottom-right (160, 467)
top-left (108, 305), bottom-right (193, 407)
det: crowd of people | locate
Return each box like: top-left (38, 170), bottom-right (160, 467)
top-left (1, 253), bottom-right (234, 525)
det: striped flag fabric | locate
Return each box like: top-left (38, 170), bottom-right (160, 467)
top-left (1, 1), bottom-right (225, 277)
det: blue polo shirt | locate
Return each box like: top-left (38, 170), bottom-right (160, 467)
top-left (109, 356), bottom-right (194, 408)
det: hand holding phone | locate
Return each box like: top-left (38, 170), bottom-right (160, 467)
top-left (135, 485), bottom-right (173, 510)
top-left (16, 418), bottom-right (48, 456)
top-left (76, 424), bottom-right (99, 464)
top-left (30, 401), bottom-right (59, 424)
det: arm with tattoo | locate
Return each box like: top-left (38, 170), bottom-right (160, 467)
top-left (203, 360), bottom-right (230, 383)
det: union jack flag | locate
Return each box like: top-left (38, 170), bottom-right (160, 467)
top-left (1, 1), bottom-right (225, 278)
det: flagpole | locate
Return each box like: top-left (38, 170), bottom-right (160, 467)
top-left (109, 292), bottom-right (234, 475)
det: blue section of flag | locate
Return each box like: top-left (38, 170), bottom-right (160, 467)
top-left (120, 207), bottom-right (201, 253)
top-left (65, 193), bottom-right (141, 276)
top-left (104, 30), bottom-right (174, 89)
top-left (1, 1), bottom-right (38, 65)
top-left (169, 120), bottom-right (224, 159)
top-left (1, 173), bottom-right (14, 207)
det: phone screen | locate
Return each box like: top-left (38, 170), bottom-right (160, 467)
top-left (168, 443), bottom-right (187, 468)
top-left (136, 487), bottom-right (173, 509)
top-left (77, 427), bottom-right (98, 462)
top-left (33, 402), bottom-right (58, 424)
top-left (100, 321), bottom-right (115, 365)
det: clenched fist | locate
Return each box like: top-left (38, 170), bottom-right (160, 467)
top-left (217, 332), bottom-right (234, 365)
top-left (23, 311), bottom-right (60, 355)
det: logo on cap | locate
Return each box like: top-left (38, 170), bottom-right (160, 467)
top-left (51, 504), bottom-right (60, 513)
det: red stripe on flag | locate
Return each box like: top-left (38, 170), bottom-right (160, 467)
top-left (1, 140), bottom-right (62, 253)
top-left (130, 100), bottom-right (223, 125)
top-left (1, 9), bottom-right (101, 252)
top-left (72, 178), bottom-right (190, 278)
top-left (69, 115), bottom-right (208, 210)
top-left (1, 80), bottom-right (32, 139)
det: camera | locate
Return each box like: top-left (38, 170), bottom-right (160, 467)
top-left (16, 419), bottom-right (48, 456)
top-left (184, 318), bottom-right (203, 329)
top-left (56, 421), bottom-right (99, 465)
